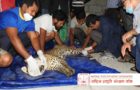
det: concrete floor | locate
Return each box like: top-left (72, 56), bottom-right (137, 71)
top-left (24, 86), bottom-right (139, 90)
top-left (14, 52), bottom-right (140, 90)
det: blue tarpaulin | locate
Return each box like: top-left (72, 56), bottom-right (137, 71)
top-left (0, 47), bottom-right (119, 89)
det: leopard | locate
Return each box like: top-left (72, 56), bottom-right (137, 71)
top-left (46, 45), bottom-right (83, 59)
top-left (21, 53), bottom-right (75, 77)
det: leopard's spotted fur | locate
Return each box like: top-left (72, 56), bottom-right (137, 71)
top-left (46, 45), bottom-right (82, 59)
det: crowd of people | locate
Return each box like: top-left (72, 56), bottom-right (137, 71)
top-left (0, 0), bottom-right (140, 76)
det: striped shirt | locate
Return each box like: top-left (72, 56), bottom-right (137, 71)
top-left (72, 0), bottom-right (84, 7)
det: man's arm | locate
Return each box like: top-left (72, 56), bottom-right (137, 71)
top-left (39, 28), bottom-right (46, 53)
top-left (54, 32), bottom-right (63, 45)
top-left (6, 27), bottom-right (30, 59)
top-left (69, 28), bottom-right (75, 47)
top-left (82, 28), bottom-right (92, 48)
top-left (27, 30), bottom-right (48, 69)
top-left (27, 31), bottom-right (40, 52)
top-left (82, 35), bottom-right (90, 49)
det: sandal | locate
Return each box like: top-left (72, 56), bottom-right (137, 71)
top-left (118, 56), bottom-right (129, 62)
top-left (129, 59), bottom-right (135, 64)
top-left (130, 66), bottom-right (136, 71)
top-left (118, 54), bottom-right (135, 63)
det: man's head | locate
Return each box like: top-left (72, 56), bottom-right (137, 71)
top-left (86, 14), bottom-right (100, 30)
top-left (20, 0), bottom-right (40, 21)
top-left (122, 0), bottom-right (140, 14)
top-left (76, 11), bottom-right (86, 25)
top-left (52, 10), bottom-right (67, 30)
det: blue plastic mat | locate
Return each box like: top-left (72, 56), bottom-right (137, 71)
top-left (0, 48), bottom-right (119, 89)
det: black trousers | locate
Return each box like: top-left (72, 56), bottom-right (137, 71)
top-left (0, 30), bottom-right (31, 56)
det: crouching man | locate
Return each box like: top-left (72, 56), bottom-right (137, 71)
top-left (0, 0), bottom-right (47, 76)
top-left (34, 10), bottom-right (67, 53)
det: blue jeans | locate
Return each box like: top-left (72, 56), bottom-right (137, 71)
top-left (135, 35), bottom-right (140, 72)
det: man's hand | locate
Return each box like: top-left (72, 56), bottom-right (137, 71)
top-left (70, 45), bottom-right (76, 49)
top-left (87, 49), bottom-right (94, 53)
top-left (82, 46), bottom-right (94, 56)
top-left (121, 43), bottom-right (131, 57)
top-left (122, 30), bottom-right (137, 43)
top-left (81, 49), bottom-right (88, 56)
top-left (26, 56), bottom-right (43, 76)
top-left (37, 50), bottom-right (47, 69)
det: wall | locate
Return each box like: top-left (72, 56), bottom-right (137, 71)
top-left (85, 0), bottom-right (107, 15)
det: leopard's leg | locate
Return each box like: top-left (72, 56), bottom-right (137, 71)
top-left (58, 60), bottom-right (75, 77)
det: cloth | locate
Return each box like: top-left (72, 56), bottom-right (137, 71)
top-left (132, 4), bottom-right (140, 45)
top-left (129, 35), bottom-right (140, 72)
top-left (94, 16), bottom-right (123, 57)
top-left (34, 14), bottom-right (56, 33)
top-left (133, 3), bottom-right (140, 34)
top-left (59, 23), bottom-right (68, 43)
top-left (133, 35), bottom-right (140, 72)
top-left (0, 47), bottom-right (119, 89)
top-left (90, 30), bottom-right (102, 45)
top-left (130, 3), bottom-right (140, 47)
top-left (0, 7), bottom-right (35, 32)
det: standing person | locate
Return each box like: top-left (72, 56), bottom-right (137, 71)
top-left (34, 10), bottom-right (67, 53)
top-left (70, 0), bottom-right (85, 18)
top-left (105, 0), bottom-right (121, 23)
top-left (120, 7), bottom-right (133, 32)
top-left (121, 0), bottom-right (140, 72)
top-left (48, 0), bottom-right (69, 15)
top-left (70, 0), bottom-right (90, 18)
top-left (38, 0), bottom-right (50, 15)
top-left (0, 0), bottom-right (47, 76)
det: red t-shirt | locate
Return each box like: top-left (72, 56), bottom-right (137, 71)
top-left (0, 0), bottom-right (15, 12)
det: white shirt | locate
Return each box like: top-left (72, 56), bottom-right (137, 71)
top-left (133, 3), bottom-right (140, 34)
top-left (131, 3), bottom-right (140, 45)
top-left (34, 14), bottom-right (56, 33)
top-left (70, 17), bottom-right (87, 29)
